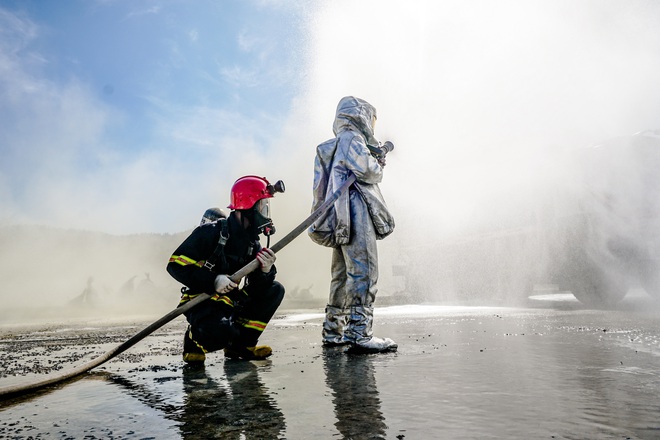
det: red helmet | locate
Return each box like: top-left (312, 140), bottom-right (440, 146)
top-left (228, 175), bottom-right (284, 210)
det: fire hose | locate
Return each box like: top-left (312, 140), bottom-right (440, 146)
top-left (0, 174), bottom-right (357, 400)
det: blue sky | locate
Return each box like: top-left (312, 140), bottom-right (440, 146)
top-left (1, 0), bottom-right (304, 138)
top-left (2, 0), bottom-right (660, 238)
top-left (0, 0), bottom-right (311, 233)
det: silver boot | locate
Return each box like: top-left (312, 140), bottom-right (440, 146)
top-left (322, 305), bottom-right (350, 346)
top-left (348, 336), bottom-right (398, 354)
top-left (346, 305), bottom-right (397, 353)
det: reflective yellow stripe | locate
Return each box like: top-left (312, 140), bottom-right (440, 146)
top-left (237, 318), bottom-right (267, 332)
top-left (179, 293), bottom-right (234, 307)
top-left (178, 292), bottom-right (201, 305)
top-left (210, 295), bottom-right (234, 307)
top-left (169, 255), bottom-right (204, 267)
top-left (187, 329), bottom-right (207, 353)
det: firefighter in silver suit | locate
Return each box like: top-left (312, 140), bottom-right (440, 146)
top-left (309, 96), bottom-right (397, 353)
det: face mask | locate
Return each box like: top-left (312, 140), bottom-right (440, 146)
top-left (253, 199), bottom-right (275, 236)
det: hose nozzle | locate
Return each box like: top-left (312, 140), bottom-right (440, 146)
top-left (369, 141), bottom-right (395, 159)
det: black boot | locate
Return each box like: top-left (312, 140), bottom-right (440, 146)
top-left (183, 326), bottom-right (206, 364)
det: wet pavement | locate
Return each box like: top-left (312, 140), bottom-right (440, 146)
top-left (1, 294), bottom-right (659, 439)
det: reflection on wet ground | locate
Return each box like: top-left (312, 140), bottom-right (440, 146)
top-left (178, 362), bottom-right (286, 439)
top-left (323, 349), bottom-right (387, 439)
top-left (1, 297), bottom-right (659, 439)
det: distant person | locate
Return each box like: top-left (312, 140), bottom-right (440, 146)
top-left (167, 176), bottom-right (286, 364)
top-left (309, 96), bottom-right (397, 353)
top-left (69, 276), bottom-right (98, 308)
top-left (137, 272), bottom-right (157, 297)
top-left (118, 275), bottom-right (137, 297)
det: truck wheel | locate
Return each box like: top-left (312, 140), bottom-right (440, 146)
top-left (569, 265), bottom-right (628, 307)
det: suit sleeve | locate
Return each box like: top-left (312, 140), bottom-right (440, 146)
top-left (343, 135), bottom-right (383, 184)
top-left (166, 226), bottom-right (218, 294)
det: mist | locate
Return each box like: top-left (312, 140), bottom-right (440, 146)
top-left (273, 0), bottom-right (660, 307)
top-left (3, 1), bottom-right (660, 318)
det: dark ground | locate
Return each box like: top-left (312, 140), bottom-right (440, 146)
top-left (1, 293), bottom-right (659, 439)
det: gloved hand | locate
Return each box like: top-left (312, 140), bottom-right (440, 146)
top-left (256, 248), bottom-right (276, 273)
top-left (214, 274), bottom-right (237, 294)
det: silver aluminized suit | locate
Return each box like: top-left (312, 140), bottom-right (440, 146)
top-left (309, 96), bottom-right (395, 349)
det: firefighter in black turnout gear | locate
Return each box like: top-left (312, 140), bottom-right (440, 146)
top-left (167, 176), bottom-right (285, 364)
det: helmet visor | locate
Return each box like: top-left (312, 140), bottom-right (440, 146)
top-left (252, 198), bottom-right (274, 235)
top-left (254, 198), bottom-right (270, 220)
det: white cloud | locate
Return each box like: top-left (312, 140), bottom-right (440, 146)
top-left (220, 64), bottom-right (260, 88)
top-left (125, 5), bottom-right (161, 20)
top-left (237, 30), bottom-right (263, 53)
top-left (0, 8), bottom-right (38, 51)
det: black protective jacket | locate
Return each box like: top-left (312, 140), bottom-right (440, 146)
top-left (167, 213), bottom-right (276, 304)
